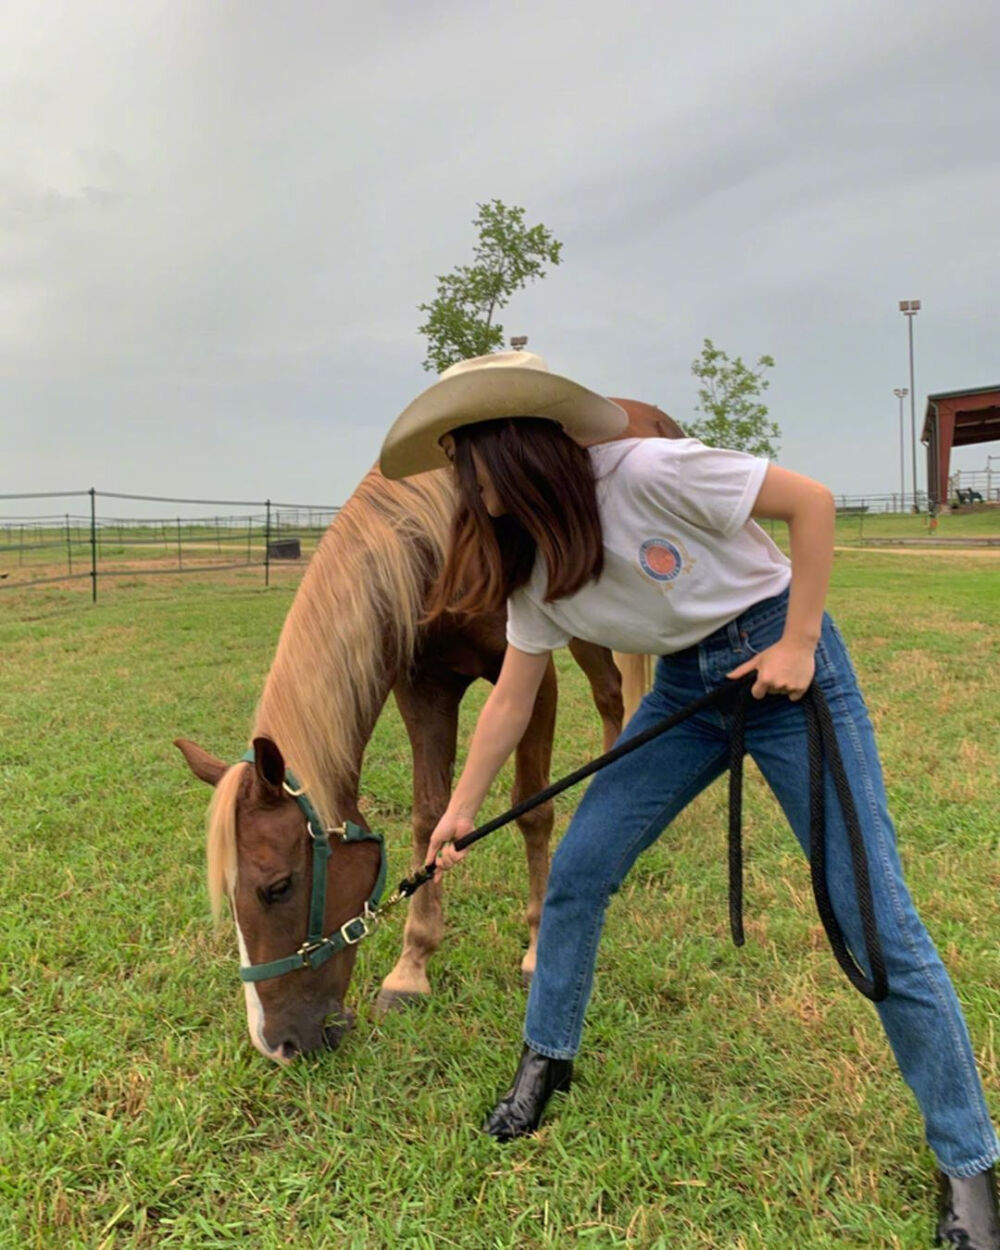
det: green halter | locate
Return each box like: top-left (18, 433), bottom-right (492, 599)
top-left (237, 752), bottom-right (387, 984)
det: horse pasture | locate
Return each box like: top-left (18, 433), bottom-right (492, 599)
top-left (1, 550), bottom-right (997, 1248)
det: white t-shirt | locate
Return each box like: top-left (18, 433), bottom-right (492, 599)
top-left (505, 437), bottom-right (791, 656)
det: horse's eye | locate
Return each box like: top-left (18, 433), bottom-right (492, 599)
top-left (260, 877), bottom-right (293, 904)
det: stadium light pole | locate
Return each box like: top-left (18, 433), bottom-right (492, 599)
top-left (898, 300), bottom-right (921, 510)
top-left (893, 387), bottom-right (908, 511)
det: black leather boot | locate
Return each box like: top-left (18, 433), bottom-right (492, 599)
top-left (483, 1044), bottom-right (573, 1142)
top-left (936, 1165), bottom-right (999, 1248)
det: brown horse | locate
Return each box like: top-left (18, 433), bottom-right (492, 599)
top-left (175, 398), bottom-right (682, 1062)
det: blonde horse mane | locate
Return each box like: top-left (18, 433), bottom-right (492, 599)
top-left (206, 762), bottom-right (245, 918)
top-left (205, 467), bottom-right (456, 907)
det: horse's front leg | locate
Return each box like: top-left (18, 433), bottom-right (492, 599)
top-left (376, 675), bottom-right (466, 1014)
top-left (512, 657), bottom-right (558, 986)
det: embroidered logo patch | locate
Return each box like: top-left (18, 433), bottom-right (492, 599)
top-left (638, 538), bottom-right (683, 582)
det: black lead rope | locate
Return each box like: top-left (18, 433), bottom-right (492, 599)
top-left (801, 686), bottom-right (888, 1000)
top-left (393, 673), bottom-right (889, 1002)
top-left (727, 680), bottom-right (888, 1000)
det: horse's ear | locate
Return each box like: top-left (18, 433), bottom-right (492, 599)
top-left (174, 738), bottom-right (228, 787)
top-left (251, 736), bottom-right (285, 800)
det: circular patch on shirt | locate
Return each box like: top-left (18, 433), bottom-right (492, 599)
top-left (639, 538), bottom-right (683, 582)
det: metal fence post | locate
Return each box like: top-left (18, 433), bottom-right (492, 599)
top-left (264, 499), bottom-right (271, 586)
top-left (66, 513), bottom-right (73, 575)
top-left (89, 488), bottom-right (98, 603)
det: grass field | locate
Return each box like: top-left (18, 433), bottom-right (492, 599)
top-left (830, 506), bottom-right (1000, 547)
top-left (1, 549), bottom-right (998, 1248)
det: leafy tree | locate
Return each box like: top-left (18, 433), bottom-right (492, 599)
top-left (417, 200), bottom-right (562, 372)
top-left (687, 339), bottom-right (780, 458)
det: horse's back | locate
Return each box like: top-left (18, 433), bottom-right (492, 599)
top-left (607, 398), bottom-right (685, 441)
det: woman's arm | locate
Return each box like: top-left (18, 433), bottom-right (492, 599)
top-left (728, 463), bottom-right (836, 700)
top-left (426, 643), bottom-right (552, 873)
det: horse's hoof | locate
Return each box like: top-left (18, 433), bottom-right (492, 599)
top-left (374, 988), bottom-right (429, 1017)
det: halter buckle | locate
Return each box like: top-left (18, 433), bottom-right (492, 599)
top-left (338, 904), bottom-right (378, 946)
top-left (305, 821), bottom-right (347, 846)
top-left (297, 938), bottom-right (328, 968)
top-left (306, 820), bottom-right (345, 843)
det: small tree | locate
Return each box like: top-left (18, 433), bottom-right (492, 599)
top-left (417, 200), bottom-right (562, 372)
top-left (687, 339), bottom-right (780, 458)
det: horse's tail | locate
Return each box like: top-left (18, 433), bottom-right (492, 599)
top-left (614, 652), bottom-right (654, 725)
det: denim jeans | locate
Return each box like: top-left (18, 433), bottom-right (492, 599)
top-left (524, 590), bottom-right (999, 1177)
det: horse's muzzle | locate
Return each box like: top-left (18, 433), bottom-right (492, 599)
top-left (322, 1007), bottom-right (355, 1051)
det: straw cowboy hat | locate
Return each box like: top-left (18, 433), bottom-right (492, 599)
top-left (379, 351), bottom-right (628, 479)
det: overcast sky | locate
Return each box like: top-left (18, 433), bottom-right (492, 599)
top-left (3, 0), bottom-right (998, 514)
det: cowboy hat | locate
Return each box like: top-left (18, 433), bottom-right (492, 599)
top-left (379, 351), bottom-right (628, 479)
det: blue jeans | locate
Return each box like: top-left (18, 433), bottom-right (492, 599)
top-left (524, 590), bottom-right (999, 1177)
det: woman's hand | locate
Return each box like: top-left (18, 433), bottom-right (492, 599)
top-left (727, 637), bottom-right (816, 701)
top-left (425, 810), bottom-right (476, 876)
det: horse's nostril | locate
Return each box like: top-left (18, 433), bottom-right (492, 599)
top-left (323, 1012), bottom-right (355, 1051)
top-left (278, 1039), bottom-right (300, 1062)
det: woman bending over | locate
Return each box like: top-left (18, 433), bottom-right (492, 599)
top-left (379, 351), bottom-right (998, 1248)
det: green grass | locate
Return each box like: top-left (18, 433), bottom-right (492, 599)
top-left (1, 552), bottom-right (998, 1247)
top-left (832, 506), bottom-right (1000, 546)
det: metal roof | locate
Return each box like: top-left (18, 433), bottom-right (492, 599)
top-left (922, 385), bottom-right (1000, 446)
top-left (926, 383), bottom-right (1000, 401)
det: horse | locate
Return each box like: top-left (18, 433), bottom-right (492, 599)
top-left (175, 398), bottom-right (683, 1063)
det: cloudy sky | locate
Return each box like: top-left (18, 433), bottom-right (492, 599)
top-left (3, 0), bottom-right (998, 512)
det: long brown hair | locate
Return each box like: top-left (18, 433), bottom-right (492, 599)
top-left (425, 417), bottom-right (603, 620)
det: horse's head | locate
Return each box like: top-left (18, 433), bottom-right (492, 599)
top-left (175, 735), bottom-right (385, 1064)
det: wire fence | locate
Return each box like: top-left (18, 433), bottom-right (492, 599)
top-left (3, 479), bottom-right (996, 604)
top-left (828, 470), bottom-right (999, 514)
top-left (0, 488), bottom-right (340, 600)
top-left (832, 492), bottom-right (929, 514)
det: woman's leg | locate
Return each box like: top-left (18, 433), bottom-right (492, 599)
top-left (523, 650), bottom-right (730, 1059)
top-left (741, 612), bottom-right (999, 1178)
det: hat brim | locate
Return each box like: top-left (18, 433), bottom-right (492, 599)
top-left (379, 366), bottom-right (628, 479)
